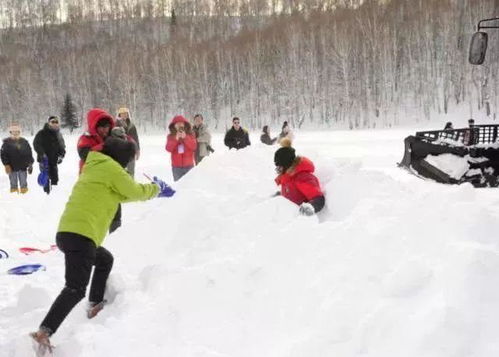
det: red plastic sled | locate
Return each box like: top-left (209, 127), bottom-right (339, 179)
top-left (19, 245), bottom-right (58, 255)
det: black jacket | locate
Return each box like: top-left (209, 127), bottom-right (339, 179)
top-left (1, 137), bottom-right (34, 171)
top-left (224, 127), bottom-right (251, 150)
top-left (33, 124), bottom-right (66, 164)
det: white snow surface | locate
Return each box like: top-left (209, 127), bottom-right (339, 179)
top-left (1, 129), bottom-right (499, 357)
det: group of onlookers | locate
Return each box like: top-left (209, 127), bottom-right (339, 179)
top-left (0, 117), bottom-right (66, 194)
top-left (260, 121), bottom-right (294, 146)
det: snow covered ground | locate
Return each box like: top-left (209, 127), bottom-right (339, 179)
top-left (1, 129), bottom-right (499, 357)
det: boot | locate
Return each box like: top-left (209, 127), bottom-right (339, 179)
top-left (87, 300), bottom-right (107, 319)
top-left (30, 327), bottom-right (54, 355)
top-left (10, 188), bottom-right (18, 193)
top-left (20, 187), bottom-right (28, 194)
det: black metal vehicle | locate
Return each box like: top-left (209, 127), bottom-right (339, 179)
top-left (398, 124), bottom-right (499, 187)
top-left (397, 18), bottom-right (499, 187)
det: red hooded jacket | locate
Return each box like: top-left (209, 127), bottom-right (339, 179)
top-left (165, 115), bottom-right (197, 168)
top-left (77, 109), bottom-right (115, 171)
top-left (275, 157), bottom-right (323, 206)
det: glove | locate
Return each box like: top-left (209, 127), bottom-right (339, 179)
top-left (299, 202), bottom-right (315, 216)
top-left (207, 145), bottom-right (215, 153)
top-left (28, 165), bottom-right (33, 175)
top-left (4, 165), bottom-right (11, 174)
top-left (57, 156), bottom-right (63, 165)
top-left (153, 176), bottom-right (175, 198)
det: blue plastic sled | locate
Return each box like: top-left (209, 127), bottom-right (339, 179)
top-left (37, 162), bottom-right (49, 187)
top-left (7, 264), bottom-right (46, 275)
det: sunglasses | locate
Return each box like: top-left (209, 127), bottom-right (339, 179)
top-left (10, 131), bottom-right (20, 134)
top-left (50, 120), bottom-right (59, 124)
top-left (233, 121), bottom-right (240, 125)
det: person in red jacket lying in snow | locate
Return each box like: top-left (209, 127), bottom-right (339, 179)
top-left (274, 139), bottom-right (325, 216)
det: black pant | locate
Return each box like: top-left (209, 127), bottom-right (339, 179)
top-left (48, 162), bottom-right (59, 185)
top-left (40, 232), bottom-right (114, 335)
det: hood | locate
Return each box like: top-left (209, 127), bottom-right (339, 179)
top-left (86, 109), bottom-right (115, 135)
top-left (168, 115), bottom-right (192, 133)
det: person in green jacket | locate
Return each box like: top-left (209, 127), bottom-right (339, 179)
top-left (30, 138), bottom-right (175, 354)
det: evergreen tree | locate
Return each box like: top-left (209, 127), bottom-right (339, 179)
top-left (61, 93), bottom-right (78, 133)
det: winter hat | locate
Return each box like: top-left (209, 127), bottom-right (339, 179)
top-left (274, 146), bottom-right (296, 170)
top-left (102, 137), bottom-right (136, 168)
top-left (47, 115), bottom-right (59, 122)
top-left (111, 126), bottom-right (126, 139)
top-left (117, 107), bottom-right (129, 115)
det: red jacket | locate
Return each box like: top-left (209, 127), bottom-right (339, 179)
top-left (275, 157), bottom-right (323, 206)
top-left (165, 115), bottom-right (197, 168)
top-left (77, 109), bottom-right (115, 171)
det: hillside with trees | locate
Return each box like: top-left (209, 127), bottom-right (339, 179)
top-left (0, 0), bottom-right (498, 131)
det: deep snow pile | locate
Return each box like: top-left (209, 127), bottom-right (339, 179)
top-left (1, 130), bottom-right (499, 357)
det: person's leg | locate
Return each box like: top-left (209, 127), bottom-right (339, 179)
top-left (172, 166), bottom-right (193, 181)
top-left (39, 232), bottom-right (96, 335)
top-left (19, 170), bottom-right (28, 193)
top-left (88, 246), bottom-right (114, 304)
top-left (8, 172), bottom-right (18, 192)
top-left (49, 163), bottom-right (59, 185)
top-left (172, 167), bottom-right (182, 181)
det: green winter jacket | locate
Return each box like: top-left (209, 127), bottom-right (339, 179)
top-left (58, 151), bottom-right (159, 246)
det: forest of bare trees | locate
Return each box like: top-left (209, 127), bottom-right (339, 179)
top-left (0, 0), bottom-right (499, 132)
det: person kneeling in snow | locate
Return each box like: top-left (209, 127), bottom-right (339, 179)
top-left (30, 138), bottom-right (175, 354)
top-left (274, 138), bottom-right (325, 216)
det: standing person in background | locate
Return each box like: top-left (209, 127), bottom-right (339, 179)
top-left (260, 125), bottom-right (277, 145)
top-left (77, 109), bottom-right (115, 173)
top-left (444, 122), bottom-right (453, 130)
top-left (116, 107), bottom-right (140, 177)
top-left (192, 114), bottom-right (212, 165)
top-left (1, 123), bottom-right (34, 193)
top-left (166, 115), bottom-right (197, 181)
top-left (33, 116), bottom-right (66, 194)
top-left (30, 138), bottom-right (175, 356)
top-left (278, 121), bottom-right (294, 145)
top-left (224, 117), bottom-right (251, 150)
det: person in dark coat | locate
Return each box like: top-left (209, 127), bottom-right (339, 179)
top-left (33, 116), bottom-right (66, 193)
top-left (444, 122), bottom-right (453, 130)
top-left (260, 125), bottom-right (277, 145)
top-left (273, 138), bottom-right (325, 216)
top-left (1, 123), bottom-right (34, 193)
top-left (224, 117), bottom-right (250, 150)
top-left (116, 107), bottom-right (140, 177)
